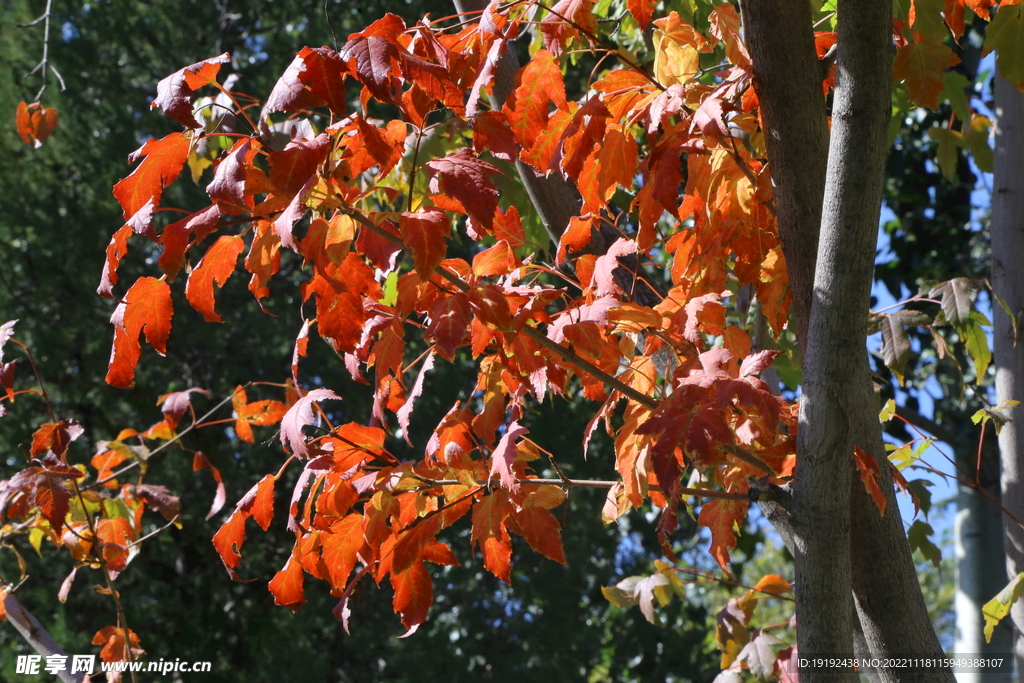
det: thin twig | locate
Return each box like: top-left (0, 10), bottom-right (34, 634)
top-left (10, 339), bottom-right (55, 422)
top-left (83, 385), bottom-right (249, 490)
top-left (18, 0), bottom-right (65, 101)
top-left (127, 515), bottom-right (180, 549)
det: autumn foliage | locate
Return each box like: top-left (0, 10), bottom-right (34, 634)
top-left (5, 0), bottom-right (1024, 676)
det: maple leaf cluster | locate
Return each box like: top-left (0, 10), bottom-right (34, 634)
top-left (91, 4), bottom-right (801, 633)
top-left (8, 0), bottom-right (1017, 654)
top-left (0, 321), bottom-right (221, 665)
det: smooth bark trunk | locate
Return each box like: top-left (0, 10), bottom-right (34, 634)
top-left (744, 0), bottom-right (952, 679)
top-left (992, 72), bottom-right (1024, 680)
top-left (3, 593), bottom-right (86, 683)
top-left (955, 481), bottom-right (1011, 683)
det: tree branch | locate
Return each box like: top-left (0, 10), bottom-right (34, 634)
top-left (3, 592), bottom-right (87, 683)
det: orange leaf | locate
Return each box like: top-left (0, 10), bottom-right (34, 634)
top-left (158, 204), bottom-right (221, 282)
top-left (421, 539), bottom-right (460, 566)
top-left (493, 206), bottom-right (525, 249)
top-left (232, 388), bottom-right (288, 444)
top-left (698, 498), bottom-right (748, 576)
top-left (97, 225), bottom-right (133, 298)
top-left (321, 513), bottom-right (367, 593)
top-left (400, 209), bottom-right (449, 280)
top-left (239, 474), bottom-right (276, 531)
top-left (854, 445), bottom-right (887, 515)
top-left (92, 626), bottom-right (144, 663)
top-left (597, 124), bottom-right (638, 200)
top-left (471, 491), bottom-right (513, 584)
top-left (152, 54), bottom-right (230, 128)
top-left (96, 517), bottom-right (138, 579)
top-left (300, 215), bottom-right (354, 279)
top-left (750, 574), bottom-right (792, 596)
top-left (269, 553), bottom-right (306, 612)
top-left (246, 220), bottom-right (282, 304)
top-left (392, 559), bottom-right (432, 631)
top-left (505, 50), bottom-right (568, 153)
top-left (556, 215), bottom-right (595, 264)
top-left (212, 509), bottom-right (247, 571)
top-left (185, 235), bottom-right (245, 322)
top-left (627, 0), bottom-right (655, 30)
top-left (392, 514), bottom-right (443, 575)
top-left (15, 101), bottom-right (58, 148)
top-left (106, 277), bottom-right (173, 389)
top-left (30, 420), bottom-right (84, 459)
top-left (112, 132), bottom-right (191, 225)
top-left (893, 37), bottom-right (961, 109)
top-left (512, 505), bottom-right (566, 563)
top-left (472, 240), bottom-right (519, 278)
top-left (193, 450), bottom-right (227, 519)
top-left (540, 0), bottom-right (598, 55)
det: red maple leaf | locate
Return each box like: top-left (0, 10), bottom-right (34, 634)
top-left (698, 498), bottom-right (749, 576)
top-left (152, 54), bottom-right (230, 128)
top-left (112, 133), bottom-right (191, 228)
top-left (184, 235), bottom-right (245, 322)
top-left (3, 457), bottom-right (84, 534)
top-left (427, 293), bottom-right (472, 361)
top-left (15, 101), bottom-right (58, 148)
top-left (426, 148), bottom-right (502, 230)
top-left (268, 553), bottom-right (306, 612)
top-left (106, 277), bottom-right (174, 389)
top-left (471, 491), bottom-right (514, 584)
top-left (340, 14), bottom-right (407, 104)
top-left (30, 420), bottom-right (84, 459)
top-left (399, 209), bottom-right (449, 280)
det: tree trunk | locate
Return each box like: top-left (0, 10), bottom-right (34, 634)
top-left (3, 593), bottom-right (86, 683)
top-left (955, 479), bottom-right (1011, 683)
top-left (744, 1), bottom-right (953, 679)
top-left (992, 72), bottom-right (1024, 679)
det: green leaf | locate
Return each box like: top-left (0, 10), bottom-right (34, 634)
top-left (910, 0), bottom-right (950, 42)
top-left (381, 271), bottom-right (399, 307)
top-left (971, 400), bottom-right (1019, 435)
top-left (887, 438), bottom-right (933, 470)
top-left (927, 126), bottom-right (966, 182)
top-left (908, 520), bottom-right (941, 569)
top-left (966, 115), bottom-right (994, 173)
top-left (983, 5), bottom-right (1024, 91)
top-left (601, 584), bottom-right (639, 609)
top-left (907, 479), bottom-right (934, 517)
top-left (929, 277), bottom-right (974, 327)
top-left (879, 398), bottom-right (897, 423)
top-left (941, 71), bottom-right (972, 123)
top-left (961, 312), bottom-right (992, 381)
top-left (983, 573), bottom-right (1024, 643)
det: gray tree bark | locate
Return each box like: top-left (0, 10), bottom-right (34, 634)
top-left (992, 72), bottom-right (1024, 680)
top-left (743, 0), bottom-right (953, 680)
top-left (3, 592), bottom-right (87, 683)
top-left (955, 477), bottom-right (1012, 683)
